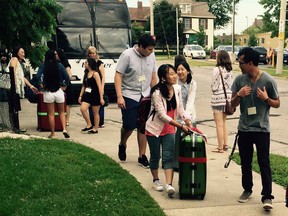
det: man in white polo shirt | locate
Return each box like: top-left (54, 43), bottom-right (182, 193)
top-left (114, 34), bottom-right (157, 168)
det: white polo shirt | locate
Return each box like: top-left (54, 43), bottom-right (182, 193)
top-left (115, 45), bottom-right (157, 102)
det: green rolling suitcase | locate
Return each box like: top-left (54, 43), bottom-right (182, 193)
top-left (178, 132), bottom-right (207, 200)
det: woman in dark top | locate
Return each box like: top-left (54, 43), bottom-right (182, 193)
top-left (78, 58), bottom-right (104, 134)
top-left (40, 50), bottom-right (70, 138)
top-left (56, 48), bottom-right (75, 126)
top-left (86, 46), bottom-right (106, 128)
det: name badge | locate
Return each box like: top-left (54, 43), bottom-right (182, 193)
top-left (138, 75), bottom-right (146, 82)
top-left (247, 106), bottom-right (257, 115)
top-left (85, 87), bottom-right (92, 93)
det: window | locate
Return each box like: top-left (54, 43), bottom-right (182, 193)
top-left (184, 18), bottom-right (191, 29)
top-left (261, 38), bottom-right (265, 44)
top-left (244, 38), bottom-right (247, 44)
top-left (179, 4), bottom-right (191, 13)
top-left (199, 19), bottom-right (208, 29)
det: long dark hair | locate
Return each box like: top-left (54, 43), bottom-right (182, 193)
top-left (216, 50), bottom-right (232, 72)
top-left (43, 50), bottom-right (60, 92)
top-left (85, 58), bottom-right (102, 80)
top-left (151, 64), bottom-right (175, 99)
top-left (56, 48), bottom-right (70, 68)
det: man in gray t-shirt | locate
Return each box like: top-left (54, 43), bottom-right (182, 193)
top-left (114, 34), bottom-right (157, 168)
top-left (231, 47), bottom-right (280, 210)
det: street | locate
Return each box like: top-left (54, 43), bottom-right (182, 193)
top-left (19, 62), bottom-right (288, 157)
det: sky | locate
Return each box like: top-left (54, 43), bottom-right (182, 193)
top-left (125, 0), bottom-right (266, 35)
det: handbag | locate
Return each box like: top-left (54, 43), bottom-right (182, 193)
top-left (103, 94), bottom-right (109, 107)
top-left (0, 70), bottom-right (11, 90)
top-left (219, 67), bottom-right (236, 115)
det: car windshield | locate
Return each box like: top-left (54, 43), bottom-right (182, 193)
top-left (219, 46), bottom-right (240, 52)
top-left (224, 47), bottom-right (232, 52)
top-left (191, 46), bottom-right (203, 50)
top-left (254, 47), bottom-right (266, 52)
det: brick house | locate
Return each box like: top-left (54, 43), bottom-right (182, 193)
top-left (129, 0), bottom-right (216, 48)
top-left (128, 1), bottom-right (150, 26)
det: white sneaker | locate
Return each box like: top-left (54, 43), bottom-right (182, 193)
top-left (153, 180), bottom-right (163, 191)
top-left (166, 184), bottom-right (175, 197)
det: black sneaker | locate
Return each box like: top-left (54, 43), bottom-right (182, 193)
top-left (81, 126), bottom-right (93, 133)
top-left (238, 190), bottom-right (252, 203)
top-left (118, 144), bottom-right (126, 161)
top-left (138, 154), bottom-right (149, 168)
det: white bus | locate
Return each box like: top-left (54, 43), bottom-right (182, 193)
top-left (52, 0), bottom-right (132, 101)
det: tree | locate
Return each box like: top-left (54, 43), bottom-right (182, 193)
top-left (242, 25), bottom-right (263, 35)
top-left (145, 1), bottom-right (184, 47)
top-left (195, 28), bottom-right (206, 47)
top-left (248, 34), bottom-right (258, 47)
top-left (259, 0), bottom-right (287, 39)
top-left (194, 0), bottom-right (240, 29)
top-left (131, 22), bottom-right (146, 45)
top-left (0, 0), bottom-right (61, 68)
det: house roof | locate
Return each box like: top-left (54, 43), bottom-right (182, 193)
top-left (129, 2), bottom-right (150, 22)
top-left (155, 0), bottom-right (216, 19)
top-left (252, 18), bottom-right (263, 28)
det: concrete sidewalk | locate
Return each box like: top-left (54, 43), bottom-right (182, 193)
top-left (2, 99), bottom-right (284, 216)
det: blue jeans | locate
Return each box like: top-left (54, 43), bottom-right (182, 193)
top-left (147, 134), bottom-right (175, 170)
top-left (238, 131), bottom-right (274, 200)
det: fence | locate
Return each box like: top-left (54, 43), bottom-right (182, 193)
top-left (0, 67), bottom-right (20, 132)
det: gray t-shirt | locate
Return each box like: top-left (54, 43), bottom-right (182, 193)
top-left (115, 45), bottom-right (157, 102)
top-left (231, 72), bottom-right (279, 132)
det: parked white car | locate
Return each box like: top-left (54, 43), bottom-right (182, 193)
top-left (217, 45), bottom-right (241, 60)
top-left (183, 44), bottom-right (206, 59)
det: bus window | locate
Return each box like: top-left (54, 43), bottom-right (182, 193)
top-left (53, 0), bottom-right (132, 101)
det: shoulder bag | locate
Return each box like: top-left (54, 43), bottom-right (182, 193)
top-left (219, 67), bottom-right (236, 115)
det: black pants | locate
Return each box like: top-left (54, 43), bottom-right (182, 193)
top-left (89, 106), bottom-right (104, 126)
top-left (238, 131), bottom-right (274, 200)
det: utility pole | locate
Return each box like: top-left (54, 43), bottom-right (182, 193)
top-left (150, 0), bottom-right (154, 35)
top-left (245, 16), bottom-right (248, 30)
top-left (176, 7), bottom-right (179, 55)
top-left (231, 0), bottom-right (236, 62)
top-left (276, 0), bottom-right (287, 75)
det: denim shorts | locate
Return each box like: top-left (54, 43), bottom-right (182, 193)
top-left (121, 96), bottom-right (140, 130)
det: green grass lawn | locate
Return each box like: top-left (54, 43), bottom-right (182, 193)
top-left (233, 153), bottom-right (288, 187)
top-left (0, 138), bottom-right (165, 216)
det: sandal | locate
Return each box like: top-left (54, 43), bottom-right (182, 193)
top-left (48, 134), bottom-right (55, 139)
top-left (212, 148), bottom-right (224, 153)
top-left (223, 145), bottom-right (229, 151)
